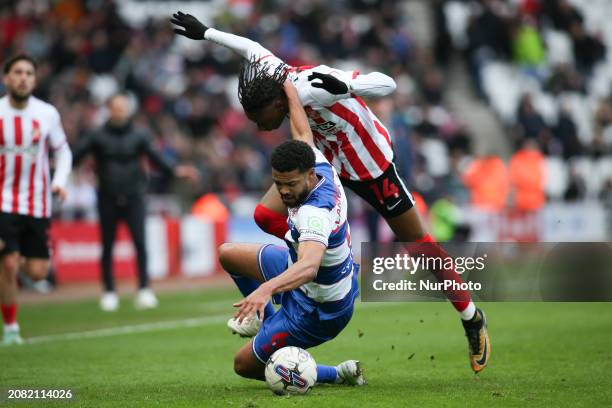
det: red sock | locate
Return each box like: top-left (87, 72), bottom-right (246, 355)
top-left (415, 234), bottom-right (436, 243)
top-left (254, 204), bottom-right (289, 240)
top-left (413, 234), bottom-right (472, 312)
top-left (1, 303), bottom-right (17, 325)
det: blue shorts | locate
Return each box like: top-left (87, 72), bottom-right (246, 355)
top-left (252, 244), bottom-right (354, 364)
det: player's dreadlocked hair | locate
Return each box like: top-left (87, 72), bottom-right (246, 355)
top-left (238, 56), bottom-right (289, 113)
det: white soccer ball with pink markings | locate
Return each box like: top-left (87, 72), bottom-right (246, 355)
top-left (265, 346), bottom-right (317, 395)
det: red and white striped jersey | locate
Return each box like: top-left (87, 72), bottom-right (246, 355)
top-left (289, 65), bottom-right (394, 181)
top-left (204, 28), bottom-right (396, 181)
top-left (0, 96), bottom-right (71, 218)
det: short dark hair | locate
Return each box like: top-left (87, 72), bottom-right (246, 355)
top-left (3, 54), bottom-right (37, 74)
top-left (271, 140), bottom-right (315, 173)
top-left (238, 56), bottom-right (288, 113)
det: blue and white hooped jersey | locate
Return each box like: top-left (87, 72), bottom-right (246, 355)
top-left (283, 147), bottom-right (359, 320)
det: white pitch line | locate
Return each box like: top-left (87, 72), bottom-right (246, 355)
top-left (18, 315), bottom-right (228, 346)
top-left (1, 301), bottom-right (403, 347)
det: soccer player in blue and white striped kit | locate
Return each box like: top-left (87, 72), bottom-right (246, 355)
top-left (218, 81), bottom-right (364, 385)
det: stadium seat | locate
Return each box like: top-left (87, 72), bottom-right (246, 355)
top-left (595, 157), bottom-right (612, 195)
top-left (443, 1), bottom-right (471, 48)
top-left (587, 64), bottom-right (612, 100)
top-left (421, 138), bottom-right (450, 177)
top-left (570, 157), bottom-right (600, 197)
top-left (532, 92), bottom-right (559, 125)
top-left (560, 93), bottom-right (594, 144)
top-left (544, 157), bottom-right (569, 199)
top-left (482, 62), bottom-right (521, 123)
top-left (89, 74), bottom-right (120, 105)
top-left (543, 29), bottom-right (574, 66)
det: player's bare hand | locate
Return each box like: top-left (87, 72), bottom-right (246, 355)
top-left (51, 185), bottom-right (67, 202)
top-left (233, 286), bottom-right (272, 323)
top-left (175, 164), bottom-right (200, 184)
top-left (308, 72), bottom-right (349, 95)
top-left (171, 11), bottom-right (208, 40)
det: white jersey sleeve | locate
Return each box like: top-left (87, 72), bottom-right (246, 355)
top-left (350, 71), bottom-right (397, 98)
top-left (294, 66), bottom-right (355, 107)
top-left (48, 107), bottom-right (72, 189)
top-left (204, 28), bottom-right (285, 70)
top-left (48, 106), bottom-right (67, 149)
top-left (295, 65), bottom-right (396, 107)
top-left (295, 204), bottom-right (334, 247)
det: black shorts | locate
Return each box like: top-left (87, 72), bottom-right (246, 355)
top-left (341, 162), bottom-right (415, 218)
top-left (0, 212), bottom-right (50, 259)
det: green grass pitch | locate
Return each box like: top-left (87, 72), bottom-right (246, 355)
top-left (1, 288), bottom-right (611, 407)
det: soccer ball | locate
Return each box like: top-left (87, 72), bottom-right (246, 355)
top-left (265, 346), bottom-right (317, 395)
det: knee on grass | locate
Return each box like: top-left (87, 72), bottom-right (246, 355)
top-left (233, 353), bottom-right (261, 379)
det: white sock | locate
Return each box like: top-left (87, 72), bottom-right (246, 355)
top-left (3, 322), bottom-right (19, 333)
top-left (460, 301), bottom-right (477, 321)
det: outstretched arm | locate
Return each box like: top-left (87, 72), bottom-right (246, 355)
top-left (233, 203), bottom-right (331, 322)
top-left (308, 71), bottom-right (396, 102)
top-left (233, 241), bottom-right (325, 322)
top-left (205, 28), bottom-right (276, 62)
top-left (72, 131), bottom-right (94, 167)
top-left (171, 11), bottom-right (278, 63)
top-left (283, 81), bottom-right (314, 147)
top-left (141, 132), bottom-right (175, 177)
top-left (141, 132), bottom-right (200, 183)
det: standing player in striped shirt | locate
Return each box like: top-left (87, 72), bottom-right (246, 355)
top-left (0, 55), bottom-right (72, 345)
top-left (172, 13), bottom-right (490, 373)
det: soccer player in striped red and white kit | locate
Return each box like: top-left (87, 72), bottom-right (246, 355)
top-left (172, 13), bottom-right (490, 372)
top-left (0, 55), bottom-right (72, 345)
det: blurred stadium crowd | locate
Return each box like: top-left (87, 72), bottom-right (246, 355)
top-left (439, 0), bottom-right (612, 206)
top-left (1, 0), bottom-right (611, 225)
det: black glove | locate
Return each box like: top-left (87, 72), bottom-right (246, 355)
top-left (171, 11), bottom-right (208, 40)
top-left (308, 72), bottom-right (349, 95)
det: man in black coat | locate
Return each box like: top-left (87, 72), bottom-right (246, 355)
top-left (73, 93), bottom-right (198, 311)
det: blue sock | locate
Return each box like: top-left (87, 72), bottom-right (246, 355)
top-left (316, 365), bottom-right (338, 384)
top-left (229, 274), bottom-right (274, 320)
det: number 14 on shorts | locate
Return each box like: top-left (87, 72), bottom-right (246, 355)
top-left (369, 177), bottom-right (400, 205)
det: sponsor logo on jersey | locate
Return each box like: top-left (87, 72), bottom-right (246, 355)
top-left (32, 127), bottom-right (42, 144)
top-left (0, 145), bottom-right (40, 155)
top-left (316, 121), bottom-right (336, 131)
